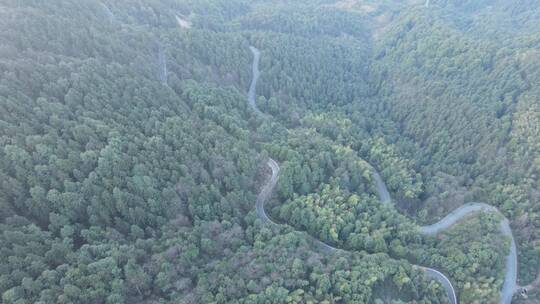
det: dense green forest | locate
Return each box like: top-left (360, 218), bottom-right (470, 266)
top-left (0, 0), bottom-right (538, 303)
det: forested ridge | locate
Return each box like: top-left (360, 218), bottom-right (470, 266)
top-left (0, 0), bottom-right (539, 303)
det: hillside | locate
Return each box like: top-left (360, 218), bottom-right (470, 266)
top-left (0, 0), bottom-right (538, 303)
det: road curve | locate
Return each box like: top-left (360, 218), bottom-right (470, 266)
top-left (418, 201), bottom-right (517, 303)
top-left (255, 159), bottom-right (280, 224)
top-left (371, 167), bottom-right (457, 304)
top-left (247, 46), bottom-right (517, 304)
top-left (248, 47), bottom-right (339, 253)
top-left (372, 167), bottom-right (517, 303)
top-left (418, 266), bottom-right (458, 304)
top-left (419, 203), bottom-right (498, 235)
top-left (256, 158), bottom-right (339, 253)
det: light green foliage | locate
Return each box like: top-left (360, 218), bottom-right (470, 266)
top-left (278, 184), bottom-right (418, 253)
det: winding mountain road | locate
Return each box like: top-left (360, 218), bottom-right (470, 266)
top-left (249, 48), bottom-right (339, 254)
top-left (371, 164), bottom-right (457, 304)
top-left (418, 203), bottom-right (517, 304)
top-left (247, 46), bottom-right (518, 304)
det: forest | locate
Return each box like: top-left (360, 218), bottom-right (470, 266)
top-left (0, 0), bottom-right (539, 303)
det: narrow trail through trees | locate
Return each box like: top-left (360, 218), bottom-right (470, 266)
top-left (247, 46), bottom-right (519, 304)
top-left (100, 3), bottom-right (115, 22)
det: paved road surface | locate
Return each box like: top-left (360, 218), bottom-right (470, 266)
top-left (255, 159), bottom-right (280, 224)
top-left (419, 266), bottom-right (458, 304)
